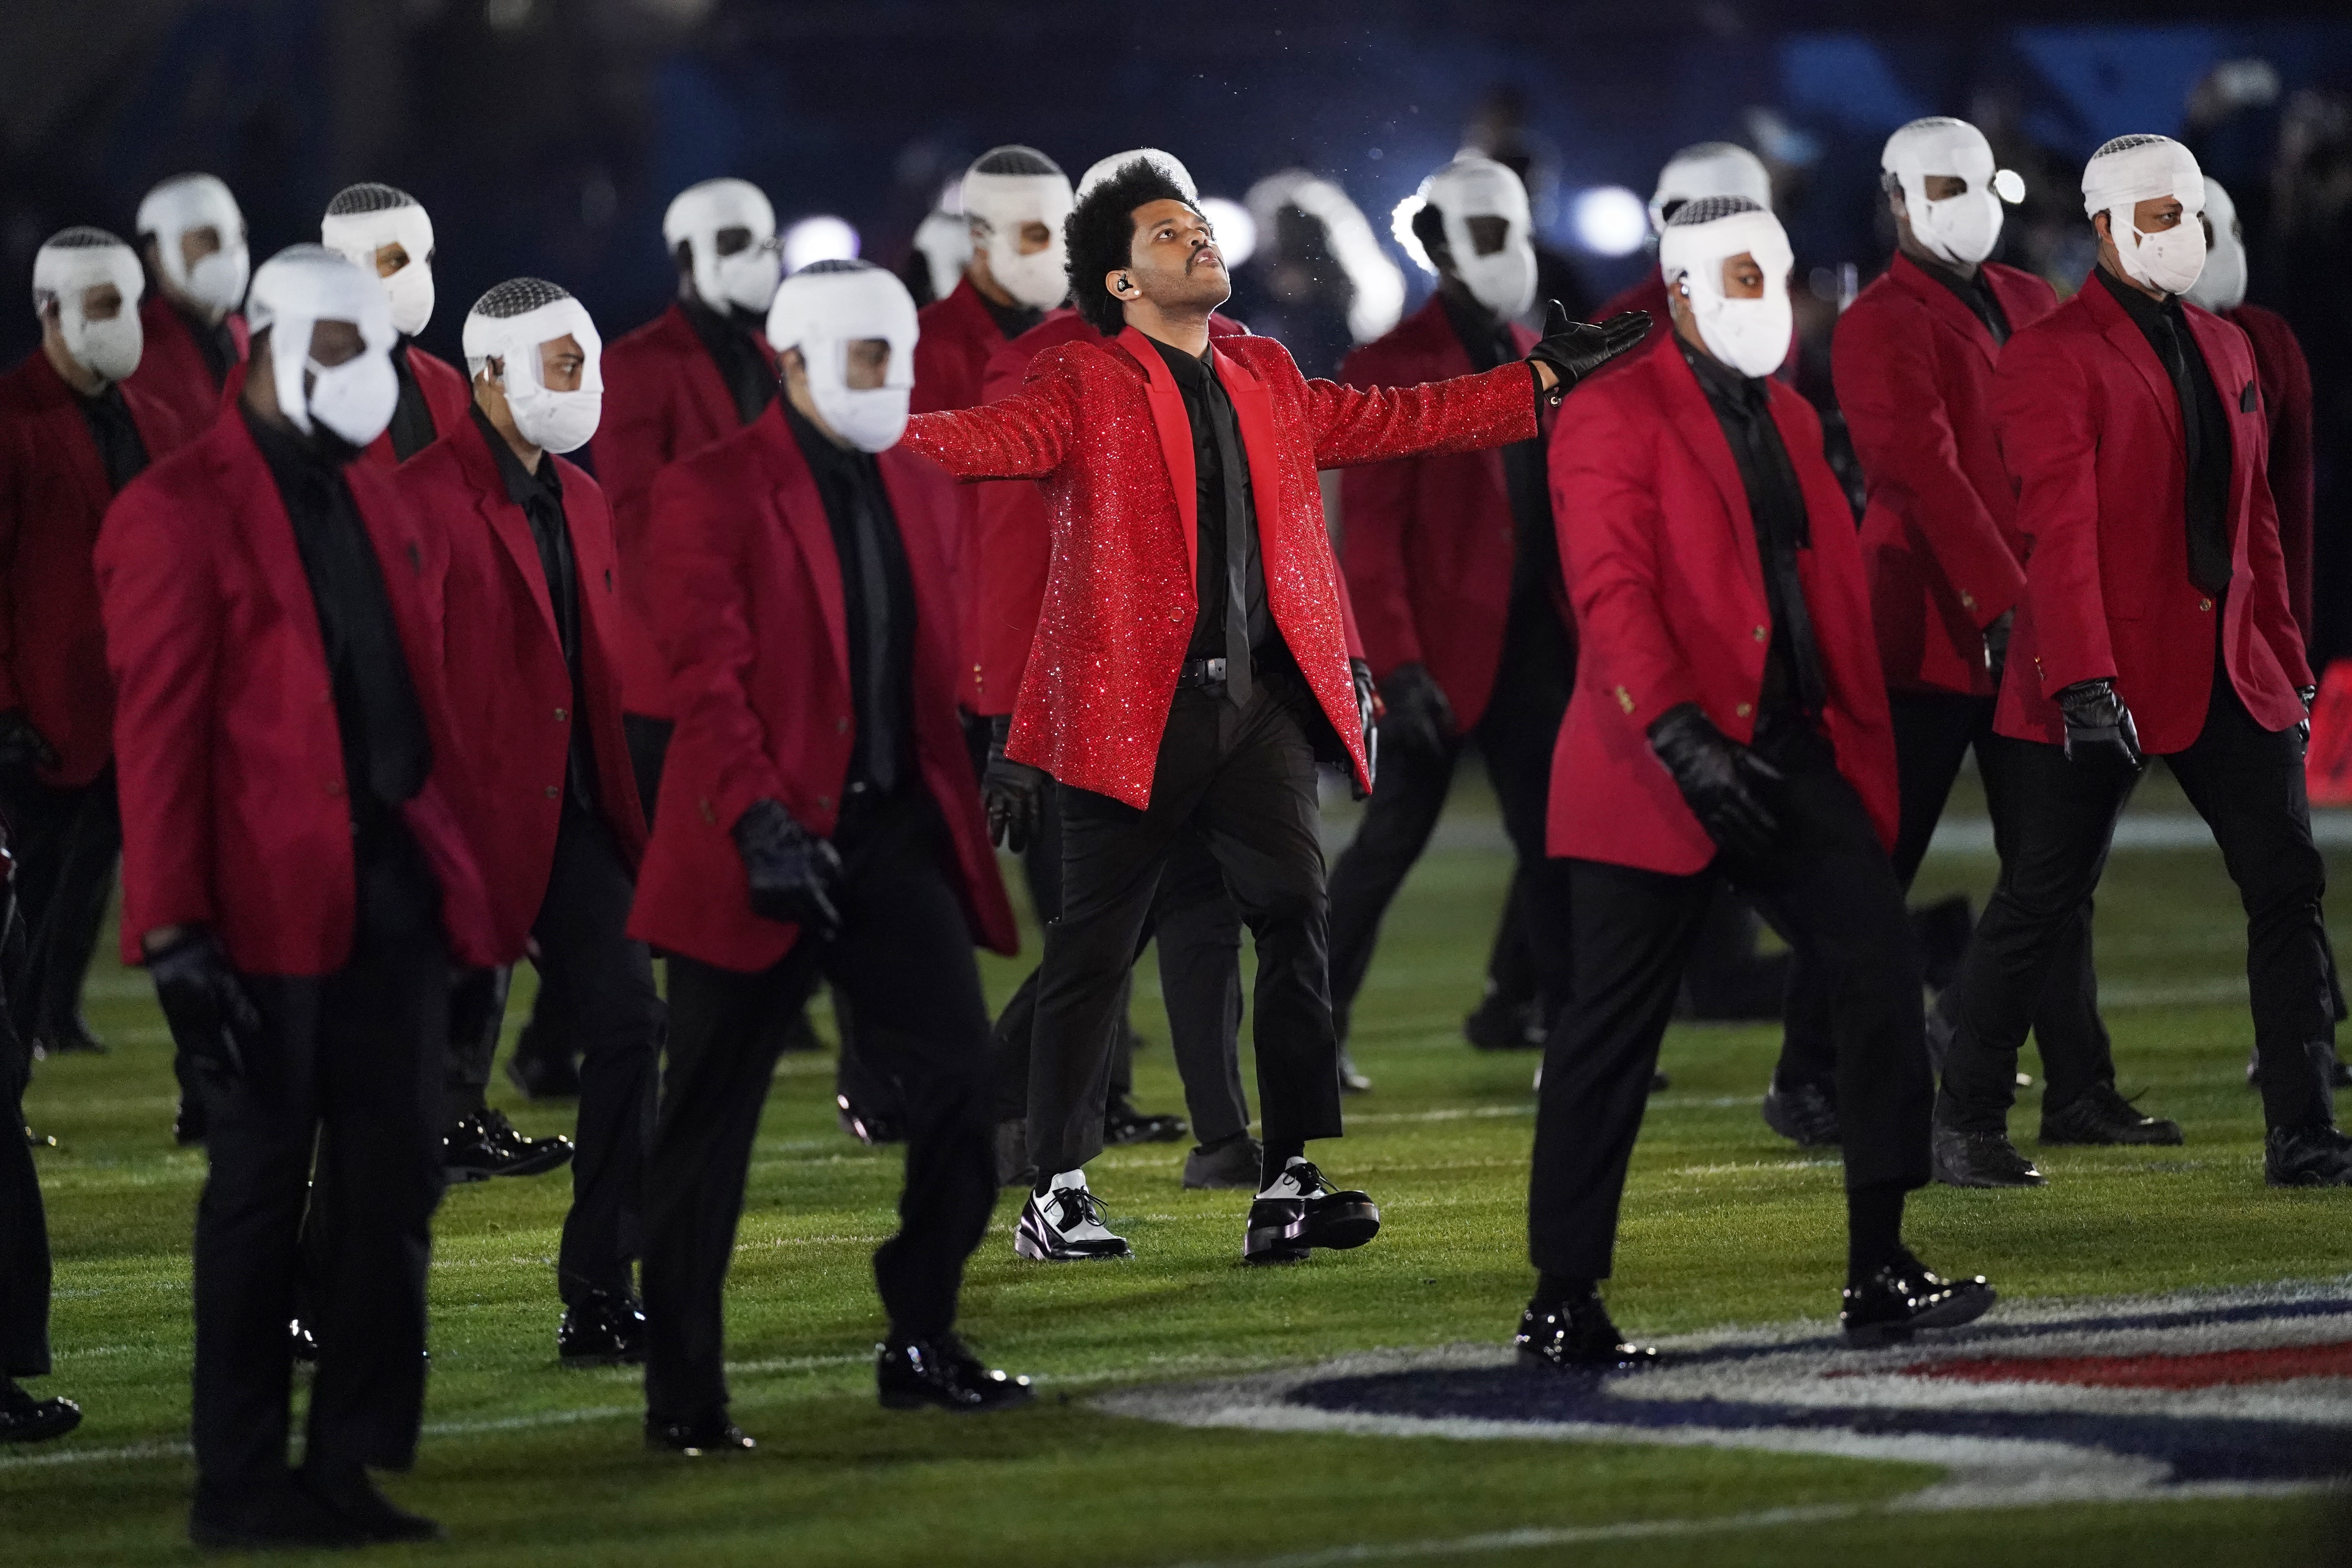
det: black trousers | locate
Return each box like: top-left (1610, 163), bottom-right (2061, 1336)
top-left (1940, 664), bottom-right (2334, 1134)
top-left (642, 790), bottom-right (995, 1425)
top-left (1529, 726), bottom-right (1931, 1279)
top-left (0, 967), bottom-right (46, 1379)
top-left (1780, 691), bottom-right (2113, 1107)
top-left (1, 769), bottom-right (120, 1048)
top-left (1027, 674), bottom-right (1340, 1178)
top-left (193, 835), bottom-right (448, 1486)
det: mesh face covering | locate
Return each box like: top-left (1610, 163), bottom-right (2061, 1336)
top-left (2081, 135), bottom-right (2206, 296)
top-left (33, 227), bottom-right (146, 382)
top-left (962, 145), bottom-right (1074, 311)
top-left (1660, 196), bottom-right (1795, 379)
top-left (1650, 142), bottom-right (1772, 234)
top-left (321, 183), bottom-right (436, 336)
top-left (462, 277), bottom-right (603, 454)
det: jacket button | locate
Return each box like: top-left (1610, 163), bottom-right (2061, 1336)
top-left (326, 780), bottom-right (345, 798)
top-left (836, 717), bottom-right (849, 733)
top-left (1736, 702), bottom-right (1753, 718)
top-left (554, 706), bottom-right (568, 722)
top-left (1753, 625), bottom-right (1768, 642)
top-left (544, 784), bottom-right (560, 799)
top-left (1959, 590), bottom-right (1977, 610)
top-left (2200, 598), bottom-right (2214, 612)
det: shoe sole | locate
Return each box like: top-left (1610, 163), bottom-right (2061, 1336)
top-left (0, 1408), bottom-right (82, 1444)
top-left (1514, 1347), bottom-right (1657, 1373)
top-left (878, 1386), bottom-right (1038, 1413)
top-left (1844, 1285), bottom-right (1999, 1347)
top-left (2038, 1127), bottom-right (2185, 1147)
top-left (1243, 1199), bottom-right (1381, 1261)
top-left (1013, 1215), bottom-right (1131, 1261)
top-left (446, 1151), bottom-right (575, 1183)
top-left (2265, 1169), bottom-right (2352, 1187)
top-left (1762, 1102), bottom-right (1840, 1148)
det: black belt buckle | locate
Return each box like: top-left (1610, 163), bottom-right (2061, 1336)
top-left (1181, 656), bottom-right (1228, 690)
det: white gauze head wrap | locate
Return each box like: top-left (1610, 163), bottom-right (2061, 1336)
top-left (1882, 117), bottom-right (2013, 267)
top-left (1077, 148), bottom-right (1197, 203)
top-left (136, 173), bottom-right (249, 322)
top-left (766, 260), bottom-right (918, 454)
top-left (2082, 135), bottom-right (2207, 297)
top-left (2186, 175), bottom-right (2247, 313)
top-left (1660, 196), bottom-right (1794, 379)
top-left (463, 279), bottom-right (604, 455)
top-left (1649, 142), bottom-right (1772, 236)
top-left (32, 228), bottom-right (145, 384)
top-left (246, 244), bottom-right (399, 448)
top-left (321, 183), bottom-right (436, 337)
top-left (662, 178), bottom-right (781, 319)
top-left (961, 146), bottom-right (1074, 312)
top-left (1421, 156), bottom-right (1538, 319)
top-left (912, 210), bottom-right (971, 302)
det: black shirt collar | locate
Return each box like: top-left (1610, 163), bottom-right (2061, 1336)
top-left (2094, 261), bottom-right (2182, 328)
top-left (1437, 287), bottom-right (1510, 370)
top-left (241, 401), bottom-right (348, 492)
top-left (779, 395), bottom-right (869, 486)
top-left (470, 403), bottom-right (560, 511)
top-left (1144, 332), bottom-right (1215, 390)
top-left (1677, 332), bottom-right (1767, 412)
top-left (977, 288), bottom-right (1045, 341)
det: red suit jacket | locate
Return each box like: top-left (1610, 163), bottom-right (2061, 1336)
top-left (2225, 302), bottom-right (2316, 643)
top-left (913, 278), bottom-right (1019, 710)
top-left (1833, 254), bottom-right (2057, 697)
top-left (361, 342), bottom-right (471, 471)
top-left (966, 307), bottom-right (1251, 717)
top-left (594, 303), bottom-right (765, 720)
top-left (626, 408), bottom-right (1016, 973)
top-left (1991, 274), bottom-right (2308, 753)
top-left (1547, 338), bottom-right (1898, 875)
top-left (394, 415), bottom-right (648, 955)
top-left (0, 353), bottom-right (189, 788)
top-left (96, 411), bottom-right (499, 975)
top-left (123, 294), bottom-right (245, 433)
top-left (902, 327), bottom-right (1533, 807)
top-left (1339, 294), bottom-right (1541, 730)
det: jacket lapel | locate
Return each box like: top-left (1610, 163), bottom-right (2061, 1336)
top-left (455, 418), bottom-right (562, 649)
top-left (755, 409), bottom-right (851, 681)
top-left (2183, 305), bottom-right (2257, 542)
top-left (1116, 326), bottom-right (1199, 583)
top-left (1891, 252), bottom-right (1999, 369)
top-left (2081, 273), bottom-right (2185, 456)
top-left (673, 304), bottom-right (753, 440)
top-left (1209, 346), bottom-right (1287, 562)
top-left (27, 355), bottom-right (118, 520)
top-left (1651, 343), bottom-right (1766, 599)
top-left (215, 416), bottom-right (333, 680)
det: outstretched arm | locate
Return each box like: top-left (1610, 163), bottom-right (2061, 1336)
top-left (900, 364), bottom-right (1079, 481)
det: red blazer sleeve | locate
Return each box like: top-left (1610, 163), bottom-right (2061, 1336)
top-left (2252, 310), bottom-right (2317, 643)
top-left (1553, 386), bottom-right (1700, 731)
top-left (1335, 360), bottom-right (1424, 676)
top-left (644, 457), bottom-right (788, 833)
top-left (1993, 329), bottom-right (2114, 696)
top-left (95, 477), bottom-right (220, 942)
top-left (1833, 307), bottom-right (2026, 627)
top-left (900, 361), bottom-right (1078, 480)
top-left (590, 370), bottom-right (674, 567)
top-left (0, 418), bottom-right (24, 714)
top-left (1302, 363), bottom-right (1537, 469)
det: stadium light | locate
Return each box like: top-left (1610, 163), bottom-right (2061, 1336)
top-left (782, 214), bottom-right (860, 274)
top-left (1199, 197), bottom-right (1258, 267)
top-left (1569, 185), bottom-right (1649, 257)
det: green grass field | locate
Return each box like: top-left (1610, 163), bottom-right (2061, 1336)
top-left (5, 763), bottom-right (2349, 1565)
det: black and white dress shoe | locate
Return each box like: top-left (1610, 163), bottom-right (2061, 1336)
top-left (1243, 1160), bottom-right (1379, 1264)
top-left (1930, 1120), bottom-right (2045, 1187)
top-left (443, 1108), bottom-right (573, 1182)
top-left (0, 1378), bottom-right (80, 1443)
top-left (1514, 1289), bottom-right (1659, 1372)
top-left (646, 1414), bottom-right (756, 1455)
top-left (558, 1289), bottom-right (647, 1366)
top-left (1014, 1176), bottom-right (1130, 1261)
top-left (877, 1333), bottom-right (1034, 1412)
top-left (1841, 1252), bottom-right (1996, 1347)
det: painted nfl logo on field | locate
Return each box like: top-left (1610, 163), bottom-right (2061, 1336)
top-left (1100, 1281), bottom-right (2352, 1503)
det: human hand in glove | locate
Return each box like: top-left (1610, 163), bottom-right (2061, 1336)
top-left (1526, 303), bottom-right (1651, 401)
top-left (1350, 658), bottom-right (1380, 800)
top-left (2056, 678), bottom-right (2143, 769)
top-left (732, 798), bottom-right (845, 939)
top-left (1646, 702), bottom-right (1784, 859)
top-left (981, 713), bottom-right (1049, 853)
top-left (1982, 608), bottom-right (2015, 690)
top-left (146, 927), bottom-right (260, 1081)
top-left (1377, 662), bottom-right (1455, 757)
top-left (0, 710), bottom-right (58, 779)
top-left (2298, 684), bottom-right (2318, 755)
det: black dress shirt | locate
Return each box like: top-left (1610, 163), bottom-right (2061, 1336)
top-left (978, 291), bottom-right (1045, 343)
top-left (1145, 336), bottom-right (1271, 693)
top-left (1679, 338), bottom-right (1828, 724)
top-left (385, 339), bottom-right (439, 462)
top-left (782, 399), bottom-right (916, 797)
top-left (474, 407), bottom-right (596, 811)
top-left (243, 408), bottom-right (431, 845)
top-left (1911, 252), bottom-right (2010, 347)
top-left (2095, 265), bottom-right (2233, 596)
top-left (1441, 290), bottom-right (1558, 613)
top-left (78, 383), bottom-right (151, 494)
top-left (682, 297), bottom-right (779, 428)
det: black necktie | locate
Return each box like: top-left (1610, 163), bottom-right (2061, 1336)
top-left (1207, 381), bottom-right (1254, 709)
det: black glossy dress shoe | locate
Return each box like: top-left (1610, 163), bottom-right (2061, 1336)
top-left (1182, 1133), bottom-right (1262, 1190)
top-left (559, 1290), bottom-right (647, 1366)
top-left (836, 1092), bottom-right (904, 1146)
top-left (1931, 1121), bottom-right (2045, 1187)
top-left (289, 1317), bottom-right (319, 1367)
top-left (505, 1044), bottom-right (581, 1102)
top-left (1841, 1252), bottom-right (1996, 1346)
top-left (646, 1414), bottom-right (756, 1455)
top-left (1464, 993), bottom-right (1542, 1051)
top-left (2039, 1083), bottom-right (2182, 1146)
top-left (1514, 1290), bottom-right (1659, 1371)
top-left (0, 1378), bottom-right (81, 1443)
top-left (34, 1016), bottom-right (105, 1056)
top-left (443, 1107), bottom-right (573, 1182)
top-left (877, 1332), bottom-right (1034, 1412)
top-left (1244, 1161), bottom-right (1380, 1263)
top-left (1104, 1096), bottom-right (1187, 1146)
top-left (2265, 1124), bottom-right (2352, 1187)
top-left (1762, 1079), bottom-right (1840, 1147)
top-left (303, 1466), bottom-right (442, 1543)
top-left (189, 1476), bottom-right (362, 1549)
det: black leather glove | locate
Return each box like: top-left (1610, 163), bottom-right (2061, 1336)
top-left (1350, 658), bottom-right (1379, 800)
top-left (1983, 608), bottom-right (2015, 690)
top-left (148, 928), bottom-right (260, 1082)
top-left (1526, 303), bottom-right (1651, 400)
top-left (732, 798), bottom-right (844, 939)
top-left (1646, 702), bottom-right (1784, 859)
top-left (981, 714), bottom-right (1049, 853)
top-left (2056, 678), bottom-right (2143, 769)
top-left (0, 710), bottom-right (58, 779)
top-left (1376, 661), bottom-right (1455, 757)
top-left (2298, 684), bottom-right (2318, 755)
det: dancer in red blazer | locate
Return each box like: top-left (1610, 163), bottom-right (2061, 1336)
top-left (902, 156), bottom-right (1644, 1263)
top-left (98, 247), bottom-right (496, 1549)
top-left (319, 184), bottom-right (471, 469)
top-left (1591, 142), bottom-right (1777, 357)
top-left (1940, 136), bottom-right (2350, 1190)
top-left (1526, 196), bottom-right (1991, 1370)
top-left (394, 279), bottom-right (661, 1365)
top-left (127, 173), bottom-right (250, 430)
top-left (628, 261), bottom-right (1026, 1453)
top-left (0, 230), bottom-right (189, 1066)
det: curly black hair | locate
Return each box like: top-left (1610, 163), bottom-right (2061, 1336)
top-left (1065, 157), bottom-right (1195, 335)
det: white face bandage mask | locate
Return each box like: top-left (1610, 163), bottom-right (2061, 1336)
top-left (766, 262), bottom-right (919, 453)
top-left (247, 244), bottom-right (400, 450)
top-left (664, 178), bottom-right (782, 320)
top-left (1423, 156), bottom-right (1539, 319)
top-left (321, 185), bottom-right (437, 338)
top-left (1882, 117), bottom-right (2016, 267)
top-left (1649, 142), bottom-right (1773, 236)
top-left (33, 230), bottom-right (147, 384)
top-left (2186, 175), bottom-right (2248, 313)
top-left (962, 153), bottom-right (1075, 313)
top-left (463, 280), bottom-right (605, 455)
top-left (136, 173), bottom-right (250, 322)
top-left (2082, 134), bottom-right (2208, 299)
top-left (1661, 198), bottom-right (1795, 380)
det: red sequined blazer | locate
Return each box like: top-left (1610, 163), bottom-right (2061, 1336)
top-left (899, 325), bottom-right (1536, 808)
